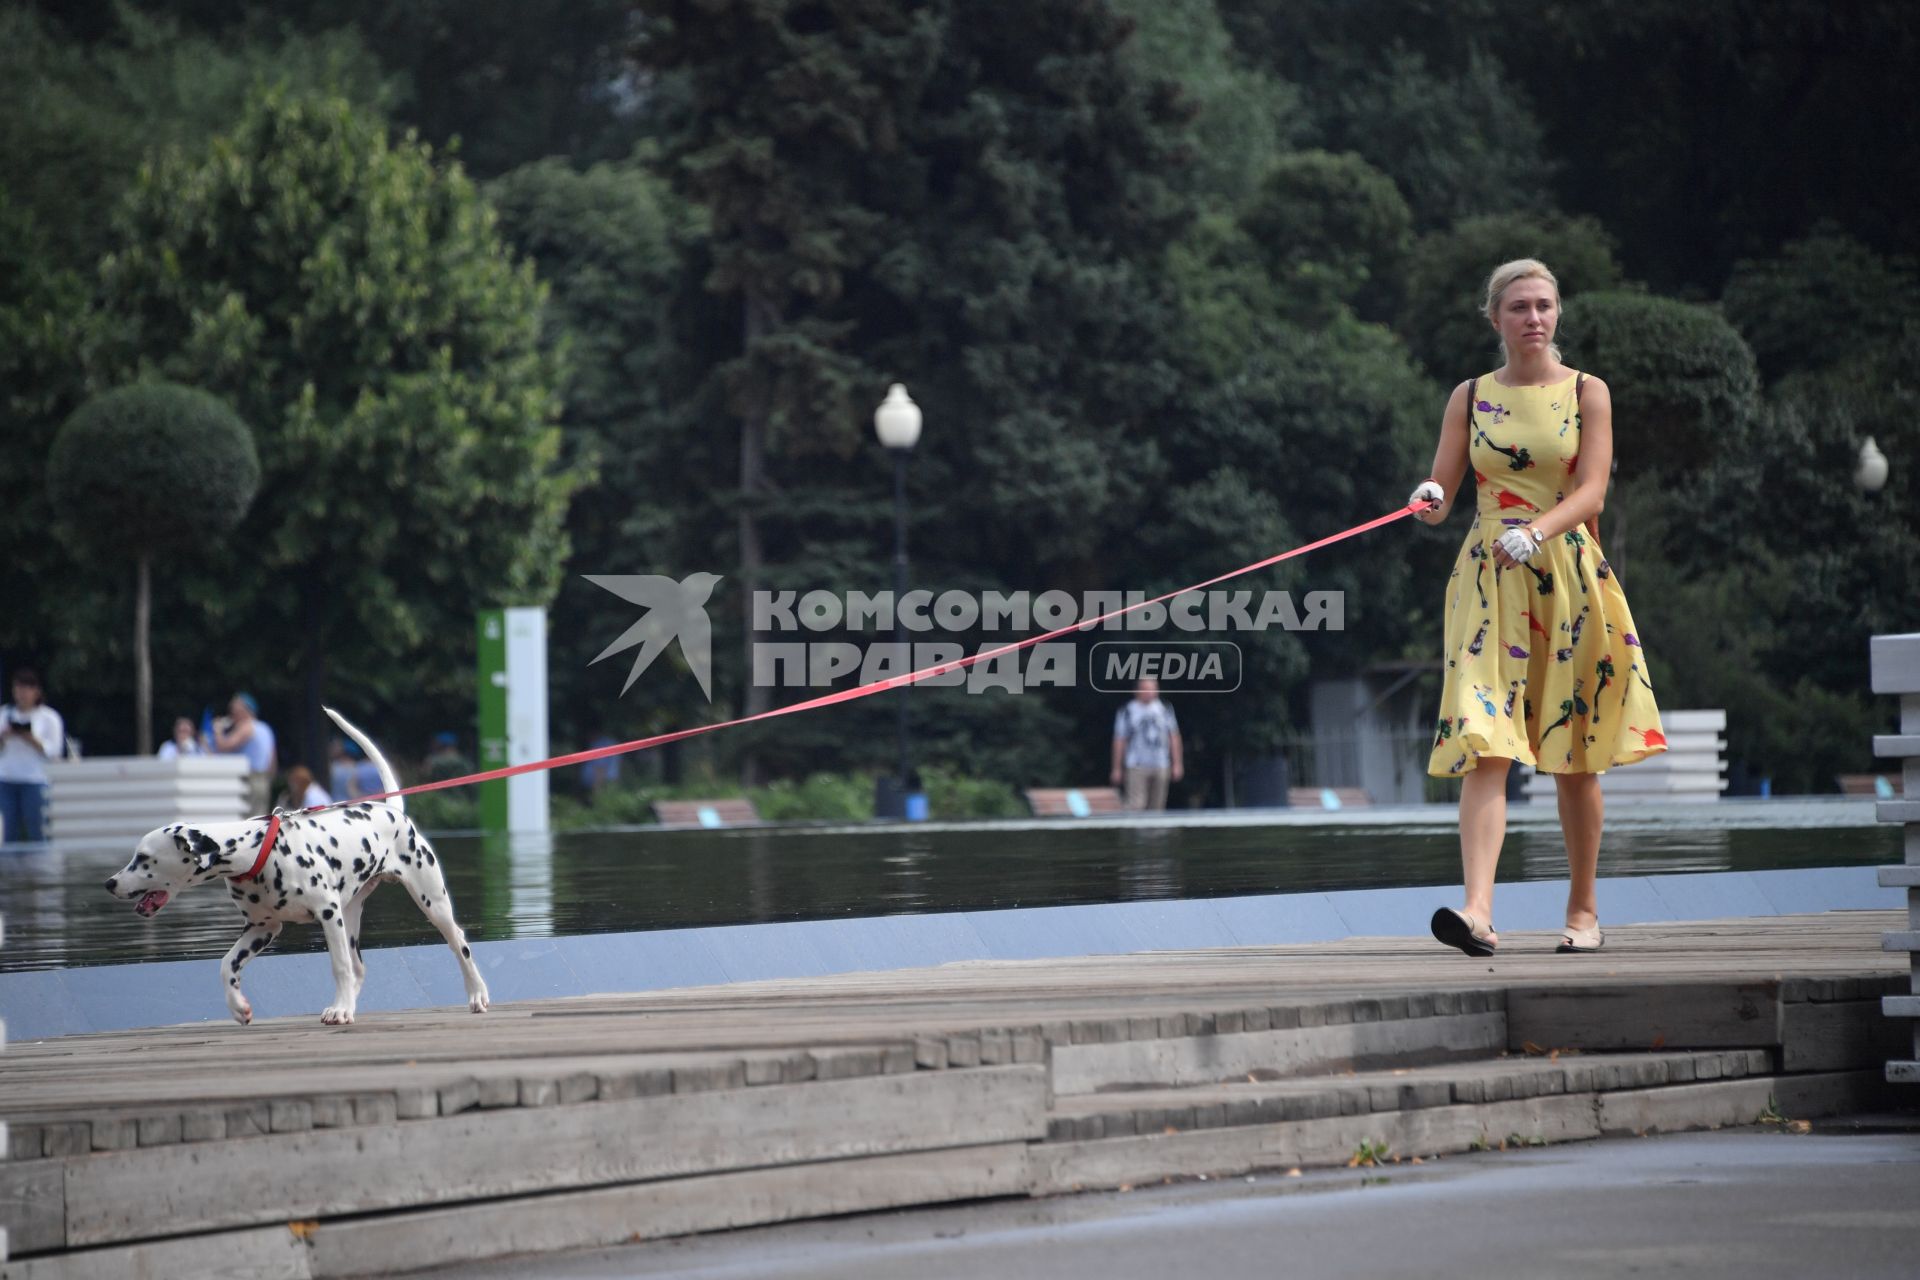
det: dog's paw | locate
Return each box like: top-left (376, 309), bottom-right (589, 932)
top-left (230, 999), bottom-right (252, 1026)
top-left (469, 992), bottom-right (490, 1014)
top-left (320, 1005), bottom-right (356, 1026)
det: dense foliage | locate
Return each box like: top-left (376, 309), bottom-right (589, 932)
top-left (5, 0), bottom-right (1917, 798)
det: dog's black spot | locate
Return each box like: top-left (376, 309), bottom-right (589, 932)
top-left (352, 857), bottom-right (365, 873)
top-left (230, 977), bottom-right (239, 986)
top-left (223, 840), bottom-right (235, 851)
top-left (250, 935), bottom-right (270, 952)
top-left (424, 849), bottom-right (436, 866)
top-left (399, 853), bottom-right (411, 865)
top-left (360, 836), bottom-right (372, 853)
top-left (248, 893), bottom-right (261, 903)
top-left (309, 873), bottom-right (323, 886)
top-left (322, 906), bottom-right (334, 920)
top-left (461, 944), bottom-right (471, 958)
top-left (335, 878), bottom-right (346, 892)
top-left (229, 885), bottom-right (244, 898)
top-left (329, 835), bottom-right (339, 849)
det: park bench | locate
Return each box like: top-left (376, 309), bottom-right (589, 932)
top-left (1835, 772), bottom-right (1903, 797)
top-left (1024, 786), bottom-right (1127, 818)
top-left (1287, 786), bottom-right (1372, 810)
top-left (652, 798), bottom-right (764, 829)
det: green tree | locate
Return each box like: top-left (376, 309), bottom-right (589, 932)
top-left (1240, 150), bottom-right (1412, 321)
top-left (486, 155), bottom-right (725, 751)
top-left (95, 89), bottom-right (580, 766)
top-left (1319, 43), bottom-right (1556, 231)
top-left (1398, 211), bottom-right (1622, 378)
top-left (1108, 0), bottom-right (1307, 209)
top-left (637, 0), bottom-right (1195, 785)
top-left (1560, 289), bottom-right (1759, 578)
top-left (47, 383), bottom-right (259, 750)
top-left (0, 4), bottom-right (396, 268)
top-left (1721, 227), bottom-right (1920, 382)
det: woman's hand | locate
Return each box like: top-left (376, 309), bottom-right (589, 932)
top-left (1408, 479), bottom-right (1445, 523)
top-left (1492, 526), bottom-right (1539, 569)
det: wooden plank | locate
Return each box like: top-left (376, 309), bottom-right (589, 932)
top-left (1778, 1000), bottom-right (1909, 1073)
top-left (1506, 981), bottom-right (1781, 1052)
top-left (0, 1225), bottom-right (306, 1280)
top-left (303, 1142), bottom-right (1031, 1278)
top-left (1050, 1013), bottom-right (1503, 1093)
top-left (1596, 1071), bottom-right (1883, 1135)
top-left (1029, 1094), bottom-right (1600, 1194)
top-left (63, 1065), bottom-right (1048, 1247)
top-left (0, 1162), bottom-right (63, 1256)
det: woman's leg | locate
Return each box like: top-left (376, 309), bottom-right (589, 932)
top-left (1459, 756), bottom-right (1512, 933)
top-left (1555, 772), bottom-right (1604, 929)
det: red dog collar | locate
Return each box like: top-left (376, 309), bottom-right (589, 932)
top-left (236, 812), bottom-right (282, 881)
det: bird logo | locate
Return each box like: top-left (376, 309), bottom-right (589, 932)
top-left (584, 572), bottom-right (722, 700)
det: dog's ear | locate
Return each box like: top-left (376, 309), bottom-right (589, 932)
top-left (171, 827), bottom-right (223, 873)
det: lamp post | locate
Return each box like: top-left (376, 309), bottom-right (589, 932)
top-left (874, 384), bottom-right (922, 819)
top-left (1856, 437), bottom-right (1890, 493)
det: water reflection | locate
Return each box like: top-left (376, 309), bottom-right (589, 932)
top-left (0, 802), bottom-right (1896, 973)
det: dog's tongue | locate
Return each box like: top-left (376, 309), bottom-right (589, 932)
top-left (135, 890), bottom-right (170, 917)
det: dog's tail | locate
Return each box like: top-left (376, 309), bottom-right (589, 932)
top-left (323, 706), bottom-right (406, 816)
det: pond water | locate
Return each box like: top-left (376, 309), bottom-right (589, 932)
top-left (0, 798), bottom-right (1897, 972)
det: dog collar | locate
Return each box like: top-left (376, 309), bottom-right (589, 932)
top-left (235, 812), bottom-right (282, 881)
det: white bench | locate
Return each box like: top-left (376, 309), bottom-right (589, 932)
top-left (1520, 708), bottom-right (1727, 803)
top-left (44, 755), bottom-right (251, 845)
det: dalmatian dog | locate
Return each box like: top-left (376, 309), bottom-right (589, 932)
top-left (105, 707), bottom-right (489, 1026)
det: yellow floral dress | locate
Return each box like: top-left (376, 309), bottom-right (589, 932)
top-left (1426, 371), bottom-right (1668, 777)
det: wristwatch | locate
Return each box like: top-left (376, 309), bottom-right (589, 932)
top-left (1525, 526), bottom-right (1546, 546)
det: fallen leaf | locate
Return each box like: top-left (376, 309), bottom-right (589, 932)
top-left (1548, 1050), bottom-right (1560, 1062)
top-left (1411, 1157), bottom-right (1424, 1165)
top-left (287, 1221), bottom-right (318, 1241)
top-left (1118, 1184), bottom-right (1133, 1193)
top-left (1286, 1167), bottom-right (1303, 1177)
top-left (1650, 1034), bottom-right (1666, 1050)
top-left (1163, 1125), bottom-right (1179, 1135)
top-left (1788, 1120), bottom-right (1812, 1134)
top-left (1521, 1040), bottom-right (1546, 1055)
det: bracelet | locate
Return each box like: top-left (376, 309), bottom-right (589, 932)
top-left (1526, 525), bottom-right (1546, 545)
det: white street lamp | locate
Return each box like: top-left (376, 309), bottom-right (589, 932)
top-left (874, 383), bottom-right (923, 451)
top-left (874, 384), bottom-right (922, 820)
top-left (1856, 436), bottom-right (1889, 493)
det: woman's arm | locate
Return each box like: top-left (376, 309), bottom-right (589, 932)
top-left (1415, 381), bottom-right (1475, 525)
top-left (1527, 377), bottom-right (1612, 542)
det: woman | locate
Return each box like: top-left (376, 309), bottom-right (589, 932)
top-left (1406, 258), bottom-right (1667, 957)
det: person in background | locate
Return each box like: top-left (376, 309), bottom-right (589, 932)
top-left (424, 731), bottom-right (474, 783)
top-left (329, 737), bottom-right (359, 800)
top-left (1109, 677), bottom-right (1183, 811)
top-left (352, 744), bottom-right (383, 800)
top-left (275, 764), bottom-right (332, 811)
top-left (582, 727), bottom-right (622, 798)
top-left (213, 692), bottom-right (278, 814)
top-left (157, 716), bottom-right (206, 760)
top-left (1, 669), bottom-right (65, 844)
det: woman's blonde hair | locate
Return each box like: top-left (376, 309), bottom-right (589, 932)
top-left (1484, 258), bottom-right (1563, 363)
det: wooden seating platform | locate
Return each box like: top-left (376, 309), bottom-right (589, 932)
top-left (651, 798), bottom-right (763, 828)
top-left (1287, 785), bottom-right (1372, 809)
top-left (1024, 787), bottom-right (1127, 817)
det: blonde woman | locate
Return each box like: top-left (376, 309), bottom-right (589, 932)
top-left (1407, 259), bottom-right (1667, 957)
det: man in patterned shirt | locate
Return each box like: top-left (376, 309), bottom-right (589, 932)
top-left (1109, 677), bottom-right (1183, 811)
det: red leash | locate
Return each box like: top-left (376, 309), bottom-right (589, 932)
top-left (294, 502), bottom-right (1433, 815)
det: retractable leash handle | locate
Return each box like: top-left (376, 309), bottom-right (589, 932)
top-left (292, 503), bottom-right (1431, 816)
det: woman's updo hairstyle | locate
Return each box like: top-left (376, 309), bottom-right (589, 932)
top-left (1484, 258), bottom-right (1563, 363)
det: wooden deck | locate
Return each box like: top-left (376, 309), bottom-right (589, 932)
top-left (1, 911), bottom-right (1901, 1116)
top-left (0, 910), bottom-right (1907, 1277)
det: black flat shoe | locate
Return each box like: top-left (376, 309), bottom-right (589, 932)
top-left (1431, 907), bottom-right (1498, 957)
